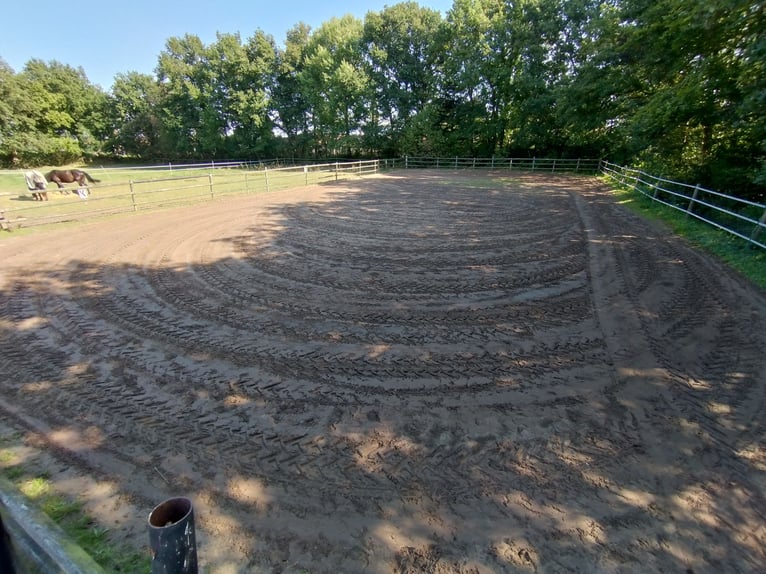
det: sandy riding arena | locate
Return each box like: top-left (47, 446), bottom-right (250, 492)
top-left (1, 170), bottom-right (765, 573)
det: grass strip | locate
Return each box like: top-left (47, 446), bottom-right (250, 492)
top-left (0, 438), bottom-right (149, 572)
top-left (606, 178), bottom-right (766, 292)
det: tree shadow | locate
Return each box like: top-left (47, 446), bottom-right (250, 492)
top-left (0, 171), bottom-right (764, 573)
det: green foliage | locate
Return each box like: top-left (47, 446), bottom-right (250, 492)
top-left (0, 58), bottom-right (105, 166)
top-left (362, 2), bottom-right (443, 155)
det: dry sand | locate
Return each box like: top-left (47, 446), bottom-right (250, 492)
top-left (0, 170), bottom-right (764, 573)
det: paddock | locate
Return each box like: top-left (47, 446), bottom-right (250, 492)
top-left (0, 171), bottom-right (764, 573)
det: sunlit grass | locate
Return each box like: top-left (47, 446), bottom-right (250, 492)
top-left (1, 162), bottom-right (355, 237)
top-left (1, 441), bottom-right (150, 572)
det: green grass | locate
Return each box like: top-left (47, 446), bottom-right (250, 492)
top-left (607, 178), bottom-right (766, 292)
top-left (0, 162), bottom-right (352, 237)
top-left (0, 441), bottom-right (150, 572)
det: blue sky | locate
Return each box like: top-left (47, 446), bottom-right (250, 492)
top-left (1, 0), bottom-right (453, 91)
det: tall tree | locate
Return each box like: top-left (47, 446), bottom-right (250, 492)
top-left (107, 72), bottom-right (163, 157)
top-left (0, 59), bottom-right (106, 165)
top-left (156, 34), bottom-right (211, 158)
top-left (299, 15), bottom-right (368, 156)
top-left (362, 2), bottom-right (443, 155)
top-left (272, 23), bottom-right (313, 157)
top-left (588, 0), bottom-right (765, 194)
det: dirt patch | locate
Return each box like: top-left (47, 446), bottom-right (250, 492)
top-left (1, 170), bottom-right (765, 573)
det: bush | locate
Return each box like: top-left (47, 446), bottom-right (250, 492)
top-left (0, 132), bottom-right (82, 168)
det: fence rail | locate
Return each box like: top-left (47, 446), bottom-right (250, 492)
top-left (388, 156), bottom-right (600, 173)
top-left (600, 161), bottom-right (766, 250)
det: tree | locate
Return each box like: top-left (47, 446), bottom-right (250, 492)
top-left (272, 23), bottom-right (314, 158)
top-left (107, 72), bottom-right (163, 157)
top-left (156, 34), bottom-right (212, 158)
top-left (233, 30), bottom-right (279, 157)
top-left (0, 59), bottom-right (107, 166)
top-left (580, 0), bottom-right (766, 195)
top-left (362, 2), bottom-right (443, 155)
top-left (299, 15), bottom-right (368, 157)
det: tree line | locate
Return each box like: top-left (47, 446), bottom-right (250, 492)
top-left (0, 0), bottom-right (763, 199)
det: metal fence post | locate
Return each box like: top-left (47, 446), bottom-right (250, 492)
top-left (686, 184), bottom-right (701, 215)
top-left (208, 174), bottom-right (214, 199)
top-left (749, 207), bottom-right (766, 247)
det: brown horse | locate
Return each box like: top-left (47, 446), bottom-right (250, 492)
top-left (45, 169), bottom-right (100, 191)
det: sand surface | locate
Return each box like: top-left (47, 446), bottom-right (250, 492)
top-left (1, 170), bottom-right (765, 573)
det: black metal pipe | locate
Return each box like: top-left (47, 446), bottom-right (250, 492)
top-left (148, 497), bottom-right (198, 574)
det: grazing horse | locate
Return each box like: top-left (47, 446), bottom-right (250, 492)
top-left (45, 169), bottom-right (100, 194)
top-left (24, 169), bottom-right (49, 201)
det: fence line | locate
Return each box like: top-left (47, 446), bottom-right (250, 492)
top-left (600, 160), bottom-right (766, 250)
top-left (1, 160), bottom-right (379, 230)
top-left (4, 157), bottom-right (764, 251)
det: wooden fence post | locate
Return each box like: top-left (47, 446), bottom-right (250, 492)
top-left (265, 168), bottom-right (270, 192)
top-left (209, 174), bottom-right (214, 199)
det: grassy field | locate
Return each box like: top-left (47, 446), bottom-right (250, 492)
top-left (0, 163), bottom-right (349, 237)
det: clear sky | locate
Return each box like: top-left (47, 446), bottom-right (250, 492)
top-left (1, 0), bottom-right (454, 91)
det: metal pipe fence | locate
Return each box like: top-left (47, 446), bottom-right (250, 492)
top-left (600, 160), bottom-right (766, 250)
top-left (387, 156), bottom-right (600, 173)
